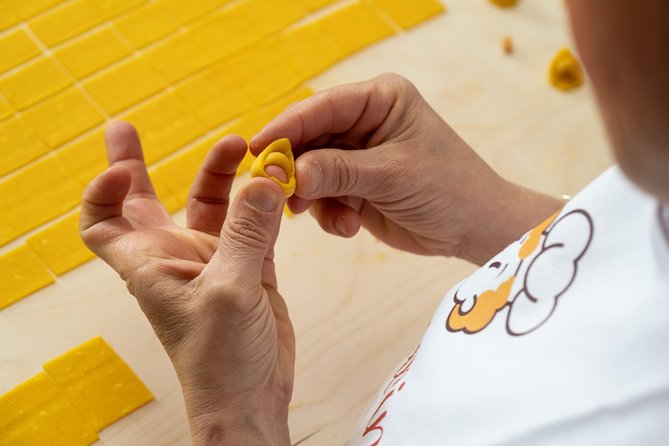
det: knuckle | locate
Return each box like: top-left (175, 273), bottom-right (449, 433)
top-left (224, 214), bottom-right (272, 251)
top-left (331, 153), bottom-right (358, 195)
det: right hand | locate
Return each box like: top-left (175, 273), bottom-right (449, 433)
top-left (251, 73), bottom-right (562, 265)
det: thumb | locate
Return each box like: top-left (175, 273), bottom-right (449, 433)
top-left (207, 178), bottom-right (285, 288)
top-left (295, 148), bottom-right (394, 200)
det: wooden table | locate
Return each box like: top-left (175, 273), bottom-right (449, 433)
top-left (0, 0), bottom-right (612, 444)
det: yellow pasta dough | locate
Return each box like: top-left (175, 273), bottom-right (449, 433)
top-left (42, 336), bottom-right (154, 432)
top-left (0, 372), bottom-right (99, 446)
top-left (250, 138), bottom-right (296, 197)
top-left (489, 0), bottom-right (518, 7)
top-left (549, 47), bottom-right (584, 91)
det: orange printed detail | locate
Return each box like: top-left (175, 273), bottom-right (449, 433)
top-left (518, 212), bottom-right (558, 259)
top-left (447, 275), bottom-right (515, 333)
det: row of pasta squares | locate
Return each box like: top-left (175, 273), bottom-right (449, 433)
top-left (0, 0), bottom-right (443, 147)
top-left (0, 0), bottom-right (438, 173)
top-left (0, 0), bottom-right (445, 245)
top-left (0, 86), bottom-right (313, 311)
top-left (0, 336), bottom-right (154, 446)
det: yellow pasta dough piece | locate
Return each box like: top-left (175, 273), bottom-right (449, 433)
top-left (0, 372), bottom-right (98, 446)
top-left (121, 92), bottom-right (205, 164)
top-left (56, 129), bottom-right (108, 186)
top-left (55, 27), bottom-right (131, 79)
top-left (0, 56), bottom-right (70, 110)
top-left (142, 33), bottom-right (211, 83)
top-left (0, 28), bottom-right (41, 73)
top-left (28, 0), bottom-right (106, 47)
top-left (224, 43), bottom-right (301, 106)
top-left (0, 96), bottom-right (12, 121)
top-left (369, 0), bottom-right (445, 30)
top-left (237, 0), bottom-right (306, 37)
top-left (83, 57), bottom-right (166, 115)
top-left (489, 0), bottom-right (518, 7)
top-left (161, 0), bottom-right (233, 24)
top-left (0, 117), bottom-right (49, 177)
top-left (315, 0), bottom-right (395, 57)
top-left (26, 212), bottom-right (95, 276)
top-left (0, 245), bottom-right (54, 310)
top-left (22, 88), bottom-right (104, 148)
top-left (190, 8), bottom-right (260, 61)
top-left (114, 3), bottom-right (180, 48)
top-left (0, 207), bottom-right (18, 247)
top-left (174, 64), bottom-right (253, 128)
top-left (0, 154), bottom-right (84, 235)
top-left (42, 336), bottom-right (154, 432)
top-left (12, 0), bottom-right (73, 20)
top-left (269, 23), bottom-right (345, 80)
top-left (250, 138), bottom-right (296, 196)
top-left (549, 47), bottom-right (584, 91)
top-left (295, 0), bottom-right (339, 12)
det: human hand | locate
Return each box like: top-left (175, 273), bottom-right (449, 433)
top-left (251, 73), bottom-right (562, 265)
top-left (80, 122), bottom-right (293, 445)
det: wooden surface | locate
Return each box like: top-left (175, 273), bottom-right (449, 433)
top-left (0, 0), bottom-right (613, 444)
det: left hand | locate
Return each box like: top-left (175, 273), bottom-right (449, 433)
top-left (80, 122), bottom-right (293, 445)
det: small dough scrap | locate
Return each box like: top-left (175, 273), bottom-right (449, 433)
top-left (250, 138), bottom-right (296, 197)
top-left (0, 371), bottom-right (99, 446)
top-left (549, 47), bottom-right (584, 91)
top-left (43, 336), bottom-right (154, 432)
top-left (489, 0), bottom-right (518, 7)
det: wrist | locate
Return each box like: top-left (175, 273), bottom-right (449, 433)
top-left (458, 176), bottom-right (563, 265)
top-left (188, 408), bottom-right (290, 446)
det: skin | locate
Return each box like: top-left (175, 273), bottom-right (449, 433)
top-left (80, 1), bottom-right (668, 443)
top-left (565, 0), bottom-right (669, 202)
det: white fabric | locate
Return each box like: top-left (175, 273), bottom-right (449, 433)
top-left (351, 166), bottom-right (669, 446)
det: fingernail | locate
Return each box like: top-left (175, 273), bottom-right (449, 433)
top-left (336, 216), bottom-right (347, 236)
top-left (246, 184), bottom-right (280, 212)
top-left (308, 161), bottom-right (323, 196)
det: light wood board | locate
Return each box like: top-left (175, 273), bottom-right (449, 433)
top-left (0, 0), bottom-right (613, 444)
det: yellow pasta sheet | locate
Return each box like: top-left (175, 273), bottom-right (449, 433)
top-left (0, 245), bottom-right (54, 310)
top-left (0, 372), bottom-right (98, 446)
top-left (27, 212), bottom-right (95, 276)
top-left (42, 336), bottom-right (154, 432)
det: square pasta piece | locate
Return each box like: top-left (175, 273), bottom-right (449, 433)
top-left (368, 0), bottom-right (445, 30)
top-left (83, 57), bottom-right (166, 115)
top-left (28, 0), bottom-right (106, 47)
top-left (43, 336), bottom-right (154, 432)
top-left (26, 212), bottom-right (95, 276)
top-left (0, 56), bottom-right (70, 110)
top-left (22, 88), bottom-right (104, 148)
top-left (142, 32), bottom-right (211, 83)
top-left (121, 92), bottom-right (205, 164)
top-left (237, 0), bottom-right (306, 37)
top-left (0, 245), bottom-right (54, 310)
top-left (224, 43), bottom-right (301, 106)
top-left (0, 207), bottom-right (18, 247)
top-left (0, 117), bottom-right (49, 177)
top-left (0, 372), bottom-right (98, 446)
top-left (161, 0), bottom-right (232, 24)
top-left (55, 26), bottom-right (132, 79)
top-left (0, 28), bottom-right (41, 73)
top-left (56, 129), bottom-right (108, 186)
top-left (189, 8), bottom-right (259, 61)
top-left (174, 64), bottom-right (253, 128)
top-left (315, 0), bottom-right (395, 57)
top-left (0, 154), bottom-right (84, 235)
top-left (114, 2), bottom-right (180, 48)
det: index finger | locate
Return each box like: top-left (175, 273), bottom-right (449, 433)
top-left (249, 74), bottom-right (402, 155)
